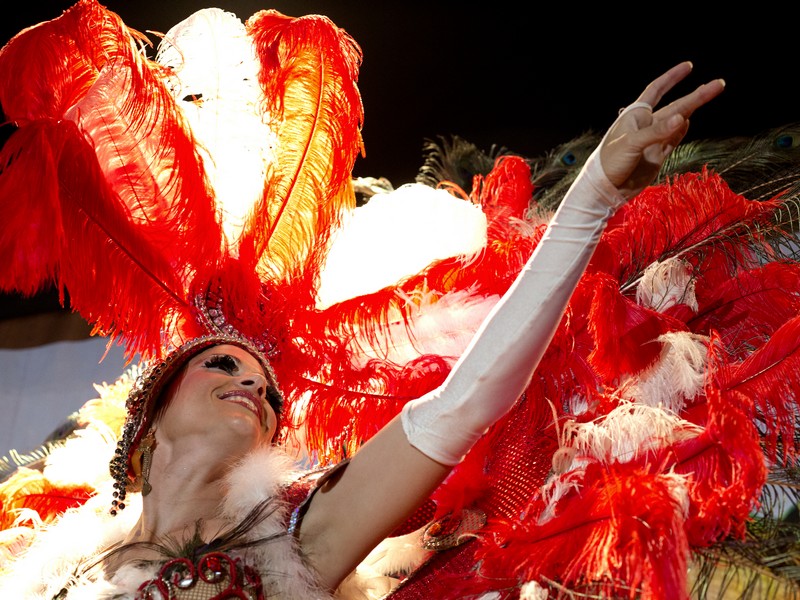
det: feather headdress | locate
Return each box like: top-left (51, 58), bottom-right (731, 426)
top-left (3, 3), bottom-right (800, 599)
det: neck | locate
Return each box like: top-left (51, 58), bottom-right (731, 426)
top-left (125, 434), bottom-right (240, 544)
top-left (102, 443), bottom-right (291, 581)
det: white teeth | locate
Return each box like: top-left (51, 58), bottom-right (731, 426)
top-left (233, 398), bottom-right (255, 412)
top-left (222, 394), bottom-right (259, 418)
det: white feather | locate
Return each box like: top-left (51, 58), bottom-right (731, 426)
top-left (636, 257), bottom-right (698, 312)
top-left (317, 183), bottom-right (488, 309)
top-left (220, 447), bottom-right (328, 599)
top-left (539, 401), bottom-right (702, 522)
top-left (156, 8), bottom-right (278, 249)
top-left (0, 484), bottom-right (141, 599)
top-left (336, 528), bottom-right (430, 599)
top-left (0, 444), bottom-right (332, 599)
top-left (42, 424), bottom-right (118, 488)
top-left (618, 331), bottom-right (709, 412)
top-left (520, 580), bottom-right (550, 600)
top-left (564, 402), bottom-right (703, 464)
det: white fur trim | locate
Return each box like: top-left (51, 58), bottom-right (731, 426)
top-left (0, 445), bottom-right (330, 599)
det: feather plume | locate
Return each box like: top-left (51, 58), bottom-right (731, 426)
top-left (0, 0), bottom-right (121, 122)
top-left (617, 331), bottom-right (708, 412)
top-left (0, 0), bottom-right (224, 356)
top-left (587, 272), bottom-right (688, 381)
top-left (55, 124), bottom-right (196, 354)
top-left (0, 447), bottom-right (50, 484)
top-left (283, 155), bottom-right (540, 458)
top-left (689, 520), bottom-right (800, 600)
top-left (660, 123), bottom-right (800, 203)
top-left (300, 152), bottom-right (537, 453)
top-left (715, 316), bottom-right (800, 463)
top-left (244, 10), bottom-right (364, 282)
top-left (473, 154), bottom-right (533, 222)
top-left (414, 134), bottom-right (510, 194)
top-left (342, 289), bottom-right (497, 369)
top-left (636, 257), bottom-right (698, 312)
top-left (317, 183), bottom-right (487, 309)
top-left (0, 468), bottom-right (92, 530)
top-left (154, 8), bottom-right (277, 250)
top-left (690, 262), bottom-right (800, 357)
top-left (596, 170), bottom-right (780, 287)
top-left (474, 463), bottom-right (692, 600)
top-left (560, 402), bottom-right (703, 467)
top-left (0, 120), bottom-right (192, 356)
top-left (0, 124), bottom-right (65, 295)
top-left (656, 387), bottom-right (766, 547)
top-left (528, 131), bottom-right (603, 215)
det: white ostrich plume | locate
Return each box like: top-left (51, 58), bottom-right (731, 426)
top-left (563, 401), bottom-right (703, 465)
top-left (156, 8), bottom-right (278, 249)
top-left (636, 257), bottom-right (698, 312)
top-left (618, 331), bottom-right (709, 412)
top-left (317, 183), bottom-right (487, 309)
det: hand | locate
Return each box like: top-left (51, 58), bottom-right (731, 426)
top-left (599, 61), bottom-right (725, 199)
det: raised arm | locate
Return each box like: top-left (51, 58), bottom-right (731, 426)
top-left (298, 62), bottom-right (725, 590)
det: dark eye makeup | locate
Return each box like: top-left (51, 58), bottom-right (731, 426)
top-left (203, 354), bottom-right (239, 374)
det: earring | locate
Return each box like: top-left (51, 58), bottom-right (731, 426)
top-left (138, 430), bottom-right (156, 496)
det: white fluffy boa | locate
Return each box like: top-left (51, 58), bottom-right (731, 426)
top-left (0, 437), bottom-right (430, 600)
top-left (0, 444), bottom-right (350, 599)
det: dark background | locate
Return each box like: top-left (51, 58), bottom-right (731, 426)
top-left (1, 1), bottom-right (796, 324)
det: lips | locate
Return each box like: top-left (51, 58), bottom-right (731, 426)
top-left (218, 389), bottom-right (264, 426)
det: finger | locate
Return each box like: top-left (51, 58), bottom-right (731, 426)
top-left (624, 113), bottom-right (690, 156)
top-left (610, 103), bottom-right (653, 135)
top-left (635, 61), bottom-right (695, 108)
top-left (645, 117), bottom-right (691, 163)
top-left (653, 78), bottom-right (725, 122)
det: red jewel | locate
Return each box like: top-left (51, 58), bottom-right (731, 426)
top-left (206, 556), bottom-right (221, 572)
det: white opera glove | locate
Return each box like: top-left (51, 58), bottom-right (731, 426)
top-left (400, 146), bottom-right (626, 465)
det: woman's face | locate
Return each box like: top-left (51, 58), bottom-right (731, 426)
top-left (155, 344), bottom-right (278, 447)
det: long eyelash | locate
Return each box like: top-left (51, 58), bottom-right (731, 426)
top-left (203, 354), bottom-right (238, 374)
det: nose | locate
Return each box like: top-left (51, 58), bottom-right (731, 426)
top-left (238, 371), bottom-right (267, 399)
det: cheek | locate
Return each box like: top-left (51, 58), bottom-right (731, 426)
top-left (264, 406), bottom-right (279, 441)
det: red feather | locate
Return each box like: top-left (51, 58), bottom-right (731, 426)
top-left (279, 157), bottom-right (541, 458)
top-left (666, 385), bottom-right (766, 546)
top-left (473, 462), bottom-right (691, 600)
top-left (0, 124), bottom-right (64, 295)
top-left (0, 0), bottom-right (223, 357)
top-left (245, 11), bottom-right (363, 283)
top-left (593, 169), bottom-right (779, 284)
top-left (690, 261), bottom-right (800, 358)
top-left (586, 272), bottom-right (688, 381)
top-left (715, 316), bottom-right (800, 462)
top-left (0, 473), bottom-right (93, 529)
top-left (474, 154), bottom-right (533, 222)
top-left (191, 10), bottom-right (367, 379)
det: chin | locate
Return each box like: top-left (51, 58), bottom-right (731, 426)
top-left (224, 417), bottom-right (270, 445)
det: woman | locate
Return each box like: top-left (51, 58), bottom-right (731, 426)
top-left (8, 63), bottom-right (717, 599)
top-left (0, 3), bottom-right (731, 599)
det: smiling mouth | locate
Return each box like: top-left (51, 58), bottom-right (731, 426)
top-left (218, 390), bottom-right (264, 426)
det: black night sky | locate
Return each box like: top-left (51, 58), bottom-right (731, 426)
top-left (3, 2), bottom-right (796, 185)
